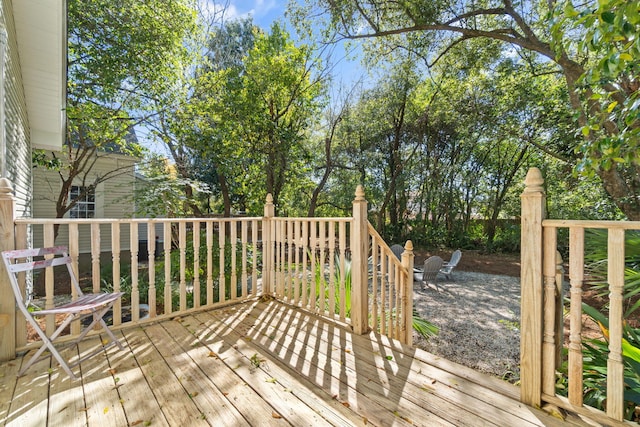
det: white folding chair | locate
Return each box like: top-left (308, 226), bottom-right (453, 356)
top-left (1, 246), bottom-right (124, 380)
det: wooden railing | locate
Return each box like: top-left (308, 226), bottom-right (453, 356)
top-left (268, 217), bottom-right (353, 320)
top-left (520, 167), bottom-right (640, 425)
top-left (0, 180), bottom-right (414, 362)
top-left (11, 217), bottom-right (264, 351)
top-left (265, 216), bottom-right (414, 344)
top-left (368, 225), bottom-right (414, 345)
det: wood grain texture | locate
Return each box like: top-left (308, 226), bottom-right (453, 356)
top-left (0, 301), bottom-right (594, 427)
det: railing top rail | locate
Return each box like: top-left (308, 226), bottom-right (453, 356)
top-left (15, 217), bottom-right (264, 225)
top-left (543, 219), bottom-right (640, 230)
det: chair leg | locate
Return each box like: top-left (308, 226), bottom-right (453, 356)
top-left (20, 304), bottom-right (124, 380)
top-left (73, 305), bottom-right (124, 350)
top-left (20, 313), bottom-right (80, 380)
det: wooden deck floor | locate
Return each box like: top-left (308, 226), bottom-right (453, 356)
top-left (1, 299), bottom-right (593, 426)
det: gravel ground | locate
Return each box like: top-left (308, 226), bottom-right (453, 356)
top-left (412, 270), bottom-right (521, 382)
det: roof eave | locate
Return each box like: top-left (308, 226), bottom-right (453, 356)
top-left (13, 0), bottom-right (66, 151)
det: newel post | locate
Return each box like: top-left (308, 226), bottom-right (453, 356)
top-left (0, 178), bottom-right (16, 361)
top-left (401, 241), bottom-right (414, 345)
top-left (262, 193), bottom-right (274, 296)
top-left (351, 185), bottom-right (369, 335)
top-left (520, 167), bottom-right (546, 407)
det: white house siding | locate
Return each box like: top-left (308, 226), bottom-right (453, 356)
top-left (32, 153), bottom-right (138, 253)
top-left (1, 0), bottom-right (33, 218)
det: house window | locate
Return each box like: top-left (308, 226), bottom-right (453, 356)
top-left (69, 186), bottom-right (95, 218)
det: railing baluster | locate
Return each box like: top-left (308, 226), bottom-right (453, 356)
top-left (309, 220), bottom-right (317, 311)
top-left (219, 220), bottom-right (226, 303)
top-left (387, 253), bottom-right (394, 337)
top-left (293, 220), bottom-right (300, 304)
top-left (278, 219), bottom-right (285, 298)
top-left (179, 221), bottom-right (187, 311)
top-left (401, 241), bottom-right (414, 345)
top-left (339, 221), bottom-right (347, 321)
top-left (273, 219), bottom-right (280, 298)
top-left (130, 221), bottom-right (140, 322)
top-left (301, 221), bottom-right (309, 307)
top-left (269, 214), bottom-right (276, 296)
top-left (251, 219), bottom-right (258, 296)
top-left (318, 220), bottom-right (326, 313)
top-left (207, 221), bottom-right (214, 305)
top-left (91, 223), bottom-right (101, 293)
top-left (555, 251), bottom-right (565, 368)
top-left (43, 224), bottom-right (55, 335)
top-left (607, 228), bottom-right (625, 421)
top-left (193, 220), bottom-right (201, 308)
top-left (380, 251), bottom-right (387, 336)
top-left (370, 235), bottom-right (378, 330)
top-left (163, 221), bottom-right (172, 315)
top-left (112, 222), bottom-right (121, 326)
top-left (241, 220), bottom-right (248, 298)
top-left (285, 220), bottom-right (290, 300)
top-left (147, 221), bottom-right (156, 318)
top-left (394, 260), bottom-right (401, 339)
top-left (542, 226), bottom-right (558, 397)
top-left (328, 221), bottom-right (336, 317)
top-left (230, 221), bottom-right (237, 300)
top-left (69, 223), bottom-right (80, 335)
top-left (568, 227), bottom-right (584, 406)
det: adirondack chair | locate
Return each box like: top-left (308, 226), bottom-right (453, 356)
top-left (390, 244), bottom-right (404, 260)
top-left (413, 256), bottom-right (444, 291)
top-left (1, 246), bottom-right (124, 380)
top-left (440, 249), bottom-right (462, 280)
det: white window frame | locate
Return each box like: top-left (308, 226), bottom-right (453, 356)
top-left (69, 185), bottom-right (96, 218)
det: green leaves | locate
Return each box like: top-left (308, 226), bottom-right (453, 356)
top-left (191, 20), bottom-right (323, 211)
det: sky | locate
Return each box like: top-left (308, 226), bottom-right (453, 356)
top-left (205, 0), bottom-right (368, 90)
top-left (221, 0), bottom-right (284, 25)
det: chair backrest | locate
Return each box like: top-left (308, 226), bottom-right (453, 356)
top-left (390, 244), bottom-right (404, 260)
top-left (1, 246), bottom-right (82, 312)
top-left (448, 250), bottom-right (462, 267)
top-left (421, 256), bottom-right (443, 283)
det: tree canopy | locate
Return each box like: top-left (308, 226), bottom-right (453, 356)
top-left (39, 0), bottom-right (198, 229)
top-left (291, 0), bottom-right (640, 220)
top-left (55, 0), bottom-right (632, 251)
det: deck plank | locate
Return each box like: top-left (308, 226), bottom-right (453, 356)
top-left (148, 320), bottom-right (250, 426)
top-left (122, 326), bottom-right (209, 426)
top-left (3, 301), bottom-right (602, 427)
top-left (190, 311), bottom-right (367, 427)
top-left (77, 337), bottom-right (128, 427)
top-left (188, 312), bottom-right (335, 426)
top-left (214, 303), bottom-right (466, 426)
top-left (226, 301), bottom-right (569, 427)
top-left (237, 308), bottom-right (462, 426)
top-left (5, 351), bottom-right (51, 427)
top-left (47, 345), bottom-right (86, 427)
top-left (0, 356), bottom-right (21, 425)
top-left (102, 331), bottom-right (170, 427)
top-left (162, 317), bottom-right (286, 427)
top-left (203, 305), bottom-right (447, 427)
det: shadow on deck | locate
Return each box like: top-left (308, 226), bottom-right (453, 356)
top-left (1, 300), bottom-right (592, 426)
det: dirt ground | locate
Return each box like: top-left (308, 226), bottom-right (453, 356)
top-left (413, 248), bottom-right (521, 277)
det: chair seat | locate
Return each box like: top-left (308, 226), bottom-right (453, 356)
top-left (37, 292), bottom-right (124, 315)
top-left (415, 256), bottom-right (444, 291)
